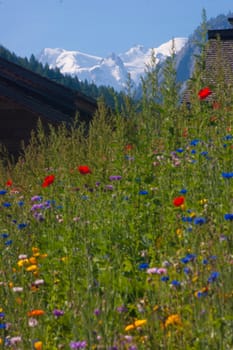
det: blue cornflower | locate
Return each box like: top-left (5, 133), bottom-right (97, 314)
top-left (18, 201), bottom-right (24, 207)
top-left (161, 276), bottom-right (169, 282)
top-left (171, 280), bottom-right (181, 287)
top-left (183, 267), bottom-right (191, 274)
top-left (224, 213), bottom-right (233, 220)
top-left (0, 233), bottom-right (9, 239)
top-left (0, 313), bottom-right (5, 318)
top-left (223, 134), bottom-right (233, 140)
top-left (176, 148), bottom-right (184, 153)
top-left (181, 254), bottom-right (196, 264)
top-left (208, 271), bottom-right (219, 283)
top-left (0, 323), bottom-right (6, 329)
top-left (139, 263), bottom-right (149, 270)
top-left (5, 240), bottom-right (13, 246)
top-left (202, 259), bottom-right (208, 265)
top-left (200, 151), bottom-right (208, 156)
top-left (2, 202), bottom-right (11, 207)
top-left (194, 217), bottom-right (206, 225)
top-left (191, 149), bottom-right (196, 154)
top-left (180, 188), bottom-right (187, 194)
top-left (0, 190), bottom-right (7, 195)
top-left (139, 190), bottom-right (148, 195)
top-left (182, 216), bottom-right (193, 222)
top-left (190, 139), bottom-right (200, 146)
top-left (222, 172), bottom-right (233, 179)
top-left (18, 223), bottom-right (27, 230)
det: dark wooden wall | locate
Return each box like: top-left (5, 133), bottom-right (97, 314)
top-left (0, 96), bottom-right (47, 156)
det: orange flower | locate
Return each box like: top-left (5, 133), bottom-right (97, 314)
top-left (78, 165), bottom-right (91, 174)
top-left (42, 174), bottom-right (55, 188)
top-left (165, 314), bottom-right (182, 328)
top-left (125, 319), bottom-right (147, 331)
top-left (125, 144), bottom-right (133, 151)
top-left (27, 309), bottom-right (45, 317)
top-left (34, 341), bottom-right (43, 350)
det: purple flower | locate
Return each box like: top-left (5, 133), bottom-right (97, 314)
top-left (94, 308), bottom-right (101, 316)
top-left (116, 305), bottom-right (128, 313)
top-left (105, 185), bottom-right (114, 191)
top-left (53, 309), bottom-right (64, 317)
top-left (31, 203), bottom-right (44, 211)
top-left (31, 195), bottom-right (42, 201)
top-left (109, 175), bottom-right (122, 181)
top-left (70, 341), bottom-right (87, 349)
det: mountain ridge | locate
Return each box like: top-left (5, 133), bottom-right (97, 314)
top-left (37, 38), bottom-right (188, 91)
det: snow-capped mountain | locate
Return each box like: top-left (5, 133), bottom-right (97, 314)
top-left (37, 38), bottom-right (188, 91)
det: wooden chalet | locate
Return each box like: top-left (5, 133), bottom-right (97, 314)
top-left (0, 56), bottom-right (97, 156)
top-left (205, 17), bottom-right (233, 85)
top-left (183, 17), bottom-right (233, 104)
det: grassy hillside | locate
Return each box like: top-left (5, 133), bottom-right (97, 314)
top-left (0, 41), bottom-right (232, 350)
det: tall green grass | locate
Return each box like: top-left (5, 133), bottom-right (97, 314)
top-left (0, 47), bottom-right (233, 350)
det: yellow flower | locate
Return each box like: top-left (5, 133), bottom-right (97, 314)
top-left (176, 228), bottom-right (183, 238)
top-left (199, 198), bottom-right (208, 205)
top-left (153, 305), bottom-right (160, 312)
top-left (192, 274), bottom-right (199, 283)
top-left (39, 254), bottom-right (48, 259)
top-left (125, 319), bottom-right (147, 331)
top-left (26, 265), bottom-right (38, 272)
top-left (61, 256), bottom-right (68, 263)
top-left (165, 314), bottom-right (182, 328)
top-left (17, 259), bottom-right (29, 267)
top-left (32, 247), bottom-right (40, 257)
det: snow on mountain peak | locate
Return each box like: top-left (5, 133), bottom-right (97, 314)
top-left (37, 37), bottom-right (188, 91)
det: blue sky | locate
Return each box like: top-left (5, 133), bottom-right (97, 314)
top-left (0, 0), bottom-right (232, 58)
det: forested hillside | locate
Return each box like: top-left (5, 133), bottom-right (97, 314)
top-left (0, 45), bottom-right (125, 109)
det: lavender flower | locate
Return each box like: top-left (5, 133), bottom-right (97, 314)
top-left (109, 175), bottom-right (122, 181)
top-left (70, 340), bottom-right (87, 349)
top-left (53, 309), bottom-right (64, 317)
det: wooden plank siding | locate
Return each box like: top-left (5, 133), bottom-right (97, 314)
top-left (183, 18), bottom-right (233, 103)
top-left (0, 57), bottom-right (97, 156)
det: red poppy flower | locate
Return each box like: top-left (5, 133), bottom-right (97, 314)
top-left (6, 179), bottom-right (13, 187)
top-left (173, 196), bottom-right (185, 207)
top-left (198, 87), bottom-right (212, 100)
top-left (78, 165), bottom-right (91, 174)
top-left (125, 144), bottom-right (133, 151)
top-left (42, 174), bottom-right (55, 188)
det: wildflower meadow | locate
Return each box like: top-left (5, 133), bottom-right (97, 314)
top-left (0, 46), bottom-right (233, 350)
